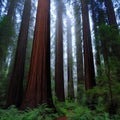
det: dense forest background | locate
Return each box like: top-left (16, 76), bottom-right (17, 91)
top-left (0, 0), bottom-right (120, 119)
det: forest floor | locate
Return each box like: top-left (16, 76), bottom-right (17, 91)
top-left (0, 101), bottom-right (120, 120)
top-left (56, 116), bottom-right (67, 120)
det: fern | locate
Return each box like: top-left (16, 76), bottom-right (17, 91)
top-left (0, 104), bottom-right (59, 120)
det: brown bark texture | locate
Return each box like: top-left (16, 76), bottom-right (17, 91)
top-left (55, 0), bottom-right (65, 102)
top-left (81, 0), bottom-right (96, 90)
top-left (21, 0), bottom-right (53, 108)
top-left (6, 0), bottom-right (31, 107)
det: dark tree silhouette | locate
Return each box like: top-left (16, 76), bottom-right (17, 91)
top-left (104, 0), bottom-right (118, 27)
top-left (0, 0), bottom-right (18, 78)
top-left (55, 0), bottom-right (65, 102)
top-left (81, 0), bottom-right (96, 90)
top-left (7, 0), bottom-right (18, 21)
top-left (104, 0), bottom-right (120, 80)
top-left (104, 0), bottom-right (120, 56)
top-left (6, 0), bottom-right (31, 107)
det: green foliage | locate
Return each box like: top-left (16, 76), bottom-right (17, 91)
top-left (77, 83), bottom-right (87, 105)
top-left (0, 104), bottom-right (59, 120)
top-left (54, 100), bottom-right (120, 120)
top-left (94, 24), bottom-right (120, 114)
top-left (0, 16), bottom-right (15, 61)
top-left (0, 105), bottom-right (23, 120)
top-left (0, 99), bottom-right (120, 120)
top-left (98, 24), bottom-right (120, 56)
top-left (0, 16), bottom-right (14, 40)
top-left (0, 16), bottom-right (16, 107)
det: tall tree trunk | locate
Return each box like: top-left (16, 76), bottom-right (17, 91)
top-left (74, 2), bottom-right (84, 101)
top-left (104, 0), bottom-right (119, 54)
top-left (21, 0), bottom-right (53, 108)
top-left (0, 0), bottom-right (19, 77)
top-left (7, 0), bottom-right (18, 21)
top-left (104, 0), bottom-right (120, 79)
top-left (6, 0), bottom-right (31, 107)
top-left (81, 0), bottom-right (96, 90)
top-left (67, 16), bottom-right (74, 100)
top-left (0, 0), bottom-right (17, 73)
top-left (104, 0), bottom-right (118, 27)
top-left (74, 3), bottom-right (83, 83)
top-left (55, 0), bottom-right (65, 102)
top-left (0, 0), bottom-right (18, 69)
top-left (73, 2), bottom-right (84, 95)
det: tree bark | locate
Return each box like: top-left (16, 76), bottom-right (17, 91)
top-left (21, 0), bottom-right (53, 108)
top-left (55, 0), bottom-right (65, 102)
top-left (81, 0), bottom-right (96, 90)
top-left (6, 0), bottom-right (31, 107)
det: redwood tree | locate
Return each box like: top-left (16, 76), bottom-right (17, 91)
top-left (81, 0), bottom-right (96, 90)
top-left (21, 0), bottom-right (53, 108)
top-left (6, 0), bottom-right (31, 107)
top-left (55, 0), bottom-right (65, 101)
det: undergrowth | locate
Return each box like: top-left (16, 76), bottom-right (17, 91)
top-left (0, 100), bottom-right (120, 120)
top-left (55, 100), bottom-right (120, 120)
top-left (1, 85), bottom-right (120, 120)
top-left (0, 104), bottom-right (59, 120)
